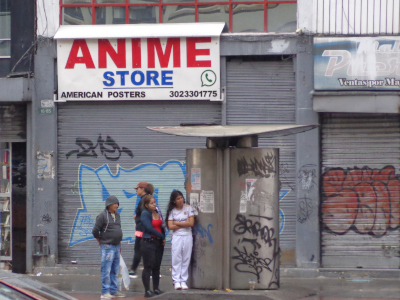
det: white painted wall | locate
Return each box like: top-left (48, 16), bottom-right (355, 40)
top-left (37, 0), bottom-right (59, 37)
top-left (313, 0), bottom-right (400, 35)
top-left (298, 0), bottom-right (314, 33)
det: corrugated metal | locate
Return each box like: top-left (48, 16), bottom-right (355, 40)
top-left (226, 59), bottom-right (296, 252)
top-left (0, 105), bottom-right (26, 141)
top-left (314, 0), bottom-right (400, 35)
top-left (321, 113), bottom-right (400, 269)
top-left (57, 101), bottom-right (221, 266)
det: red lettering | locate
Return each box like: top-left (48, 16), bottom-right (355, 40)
top-left (98, 39), bottom-right (126, 68)
top-left (132, 38), bottom-right (141, 68)
top-left (147, 38), bottom-right (181, 68)
top-left (65, 39), bottom-right (95, 69)
top-left (187, 37), bottom-right (211, 68)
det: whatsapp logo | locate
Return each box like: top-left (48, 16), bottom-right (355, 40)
top-left (201, 70), bottom-right (217, 87)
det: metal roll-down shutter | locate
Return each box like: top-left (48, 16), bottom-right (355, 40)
top-left (58, 101), bottom-right (221, 267)
top-left (226, 58), bottom-right (297, 262)
top-left (321, 113), bottom-right (400, 269)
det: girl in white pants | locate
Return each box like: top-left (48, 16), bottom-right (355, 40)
top-left (166, 190), bottom-right (195, 290)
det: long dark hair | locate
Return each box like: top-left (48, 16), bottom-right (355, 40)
top-left (165, 190), bottom-right (184, 229)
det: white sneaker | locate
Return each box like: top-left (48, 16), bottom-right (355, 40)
top-left (100, 293), bottom-right (114, 299)
top-left (174, 282), bottom-right (182, 290)
top-left (181, 282), bottom-right (189, 290)
top-left (111, 291), bottom-right (125, 298)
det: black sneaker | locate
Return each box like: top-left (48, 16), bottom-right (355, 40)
top-left (128, 270), bottom-right (137, 278)
top-left (144, 290), bottom-right (154, 298)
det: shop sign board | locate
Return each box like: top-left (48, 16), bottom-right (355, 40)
top-left (57, 37), bottom-right (221, 101)
top-left (314, 37), bottom-right (400, 90)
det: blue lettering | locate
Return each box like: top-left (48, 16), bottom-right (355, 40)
top-left (103, 72), bottom-right (115, 86)
top-left (146, 71), bottom-right (160, 86)
top-left (131, 71), bottom-right (145, 86)
top-left (116, 71), bottom-right (129, 86)
top-left (161, 70), bottom-right (173, 85)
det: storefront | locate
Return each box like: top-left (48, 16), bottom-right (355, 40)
top-left (53, 24), bottom-right (306, 268)
top-left (314, 37), bottom-right (400, 269)
top-left (0, 104), bottom-right (27, 273)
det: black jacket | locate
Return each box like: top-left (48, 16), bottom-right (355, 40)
top-left (92, 209), bottom-right (123, 245)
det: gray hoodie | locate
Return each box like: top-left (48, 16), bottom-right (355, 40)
top-left (92, 195), bottom-right (123, 245)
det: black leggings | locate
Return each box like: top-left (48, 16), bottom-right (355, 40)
top-left (131, 236), bottom-right (142, 271)
top-left (141, 238), bottom-right (164, 291)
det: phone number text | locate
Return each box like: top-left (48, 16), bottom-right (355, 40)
top-left (169, 91), bottom-right (218, 98)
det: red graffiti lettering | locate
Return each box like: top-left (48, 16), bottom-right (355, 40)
top-left (322, 165), bottom-right (400, 237)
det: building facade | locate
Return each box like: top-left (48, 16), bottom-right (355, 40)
top-left (0, 0), bottom-right (398, 277)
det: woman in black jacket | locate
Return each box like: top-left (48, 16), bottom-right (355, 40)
top-left (130, 182), bottom-right (154, 278)
top-left (140, 194), bottom-right (166, 298)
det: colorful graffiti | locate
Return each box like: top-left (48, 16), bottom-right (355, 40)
top-left (69, 160), bottom-right (186, 246)
top-left (322, 165), bottom-right (400, 237)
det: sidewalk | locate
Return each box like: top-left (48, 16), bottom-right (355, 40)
top-left (31, 270), bottom-right (400, 300)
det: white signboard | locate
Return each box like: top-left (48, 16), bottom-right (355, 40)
top-left (57, 37), bottom-right (220, 100)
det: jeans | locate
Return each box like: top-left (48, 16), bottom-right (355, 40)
top-left (131, 236), bottom-right (142, 271)
top-left (101, 244), bottom-right (120, 295)
top-left (141, 238), bottom-right (164, 291)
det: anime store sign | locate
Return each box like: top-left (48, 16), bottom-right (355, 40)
top-left (314, 37), bottom-right (400, 90)
top-left (56, 27), bottom-right (221, 101)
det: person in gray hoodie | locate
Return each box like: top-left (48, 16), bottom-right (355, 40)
top-left (92, 195), bottom-right (125, 299)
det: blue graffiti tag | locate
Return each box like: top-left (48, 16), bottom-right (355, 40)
top-left (279, 189), bottom-right (290, 233)
top-left (78, 215), bottom-right (95, 236)
top-left (194, 223), bottom-right (213, 244)
top-left (69, 160), bottom-right (186, 247)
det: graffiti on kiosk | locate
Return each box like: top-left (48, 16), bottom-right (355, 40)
top-left (66, 134), bottom-right (134, 161)
top-left (322, 165), bottom-right (400, 237)
top-left (193, 223), bottom-right (213, 244)
top-left (237, 154), bottom-right (277, 178)
top-left (232, 213), bottom-right (279, 288)
top-left (69, 160), bottom-right (186, 246)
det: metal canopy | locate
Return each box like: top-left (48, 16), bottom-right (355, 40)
top-left (147, 124), bottom-right (317, 138)
top-left (54, 22), bottom-right (225, 40)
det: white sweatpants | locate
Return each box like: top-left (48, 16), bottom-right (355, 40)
top-left (171, 234), bottom-right (193, 284)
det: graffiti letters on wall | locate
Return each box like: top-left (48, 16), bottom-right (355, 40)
top-left (322, 165), bottom-right (400, 237)
top-left (69, 160), bottom-right (186, 246)
top-left (66, 134), bottom-right (134, 161)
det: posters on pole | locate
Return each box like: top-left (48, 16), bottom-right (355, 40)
top-left (191, 168), bottom-right (201, 190)
top-left (190, 193), bottom-right (199, 216)
top-left (200, 190), bottom-right (214, 213)
top-left (246, 179), bottom-right (256, 201)
top-left (239, 191), bottom-right (247, 213)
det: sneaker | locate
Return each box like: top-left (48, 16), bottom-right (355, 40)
top-left (144, 290), bottom-right (154, 298)
top-left (150, 274), bottom-right (162, 278)
top-left (174, 282), bottom-right (182, 290)
top-left (100, 293), bottom-right (114, 299)
top-left (181, 282), bottom-right (189, 290)
top-left (111, 291), bottom-right (126, 298)
top-left (128, 270), bottom-right (137, 278)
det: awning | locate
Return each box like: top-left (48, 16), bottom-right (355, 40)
top-left (147, 124), bottom-right (318, 138)
top-left (54, 22), bottom-right (225, 40)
